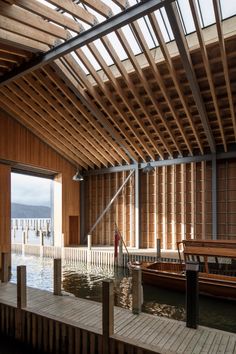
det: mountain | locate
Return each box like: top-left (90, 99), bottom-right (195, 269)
top-left (11, 203), bottom-right (51, 218)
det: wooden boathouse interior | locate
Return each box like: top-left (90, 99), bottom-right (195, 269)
top-left (0, 0), bottom-right (236, 353)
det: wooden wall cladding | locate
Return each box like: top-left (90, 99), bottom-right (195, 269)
top-left (0, 111), bottom-right (80, 247)
top-left (0, 164), bottom-right (11, 253)
top-left (85, 160), bottom-right (236, 249)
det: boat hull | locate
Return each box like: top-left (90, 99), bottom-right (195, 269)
top-left (140, 262), bottom-right (236, 301)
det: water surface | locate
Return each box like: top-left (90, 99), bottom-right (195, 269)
top-left (11, 254), bottom-right (236, 333)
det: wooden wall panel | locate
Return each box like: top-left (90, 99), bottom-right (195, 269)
top-left (0, 164), bottom-right (11, 253)
top-left (84, 160), bottom-right (236, 249)
top-left (0, 111), bottom-right (80, 247)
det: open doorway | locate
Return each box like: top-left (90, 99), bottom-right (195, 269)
top-left (11, 172), bottom-right (54, 246)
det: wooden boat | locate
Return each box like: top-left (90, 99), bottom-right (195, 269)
top-left (137, 240), bottom-right (236, 301)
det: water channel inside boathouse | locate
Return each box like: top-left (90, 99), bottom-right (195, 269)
top-left (11, 253), bottom-right (236, 334)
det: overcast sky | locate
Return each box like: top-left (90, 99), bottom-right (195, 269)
top-left (11, 173), bottom-right (51, 207)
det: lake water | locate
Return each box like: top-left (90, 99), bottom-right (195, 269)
top-left (11, 254), bottom-right (236, 334)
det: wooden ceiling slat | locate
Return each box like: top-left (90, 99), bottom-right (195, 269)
top-left (54, 59), bottom-right (138, 163)
top-left (148, 12), bottom-right (204, 155)
top-left (31, 70), bottom-right (115, 167)
top-left (47, 0), bottom-right (97, 26)
top-left (190, 0), bottom-right (226, 152)
top-left (131, 21), bottom-right (193, 155)
top-left (88, 42), bottom-right (164, 159)
top-left (0, 52), bottom-right (21, 62)
top-left (77, 0), bottom-right (112, 18)
top-left (0, 15), bottom-right (58, 46)
top-left (43, 66), bottom-right (127, 165)
top-left (74, 48), bottom-right (153, 160)
top-left (101, 35), bottom-right (173, 157)
top-left (165, 1), bottom-right (216, 153)
top-left (16, 77), bottom-right (101, 168)
top-left (63, 53), bottom-right (146, 161)
top-left (0, 29), bottom-right (49, 52)
top-left (115, 28), bottom-right (183, 156)
top-left (213, 0), bottom-right (236, 141)
top-left (0, 2), bottom-right (69, 40)
top-left (12, 0), bottom-right (84, 33)
top-left (0, 92), bottom-right (87, 168)
top-left (0, 43), bottom-right (29, 57)
top-left (4, 82), bottom-right (94, 168)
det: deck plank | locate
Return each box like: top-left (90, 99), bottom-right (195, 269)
top-left (0, 283), bottom-right (235, 354)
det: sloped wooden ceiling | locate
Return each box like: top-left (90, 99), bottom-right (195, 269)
top-left (0, 0), bottom-right (236, 170)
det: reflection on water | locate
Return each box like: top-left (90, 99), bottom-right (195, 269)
top-left (11, 254), bottom-right (236, 333)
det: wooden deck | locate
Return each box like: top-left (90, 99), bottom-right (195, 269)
top-left (0, 283), bottom-right (235, 354)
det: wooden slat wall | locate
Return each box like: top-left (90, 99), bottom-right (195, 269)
top-left (0, 111), bottom-right (80, 247)
top-left (84, 161), bottom-right (236, 249)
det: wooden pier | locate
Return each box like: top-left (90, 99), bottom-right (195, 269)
top-left (0, 282), bottom-right (235, 354)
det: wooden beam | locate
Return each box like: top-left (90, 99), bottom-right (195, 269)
top-left (0, 0), bottom-right (174, 86)
top-left (0, 29), bottom-right (49, 52)
top-left (87, 42), bottom-right (162, 159)
top-left (0, 15), bottom-right (58, 46)
top-left (60, 54), bottom-right (143, 161)
top-left (116, 28), bottom-right (183, 156)
top-left (213, 0), bottom-right (236, 140)
top-left (46, 0), bottom-right (97, 25)
top-left (190, 0), bottom-right (226, 152)
top-left (42, 65), bottom-right (125, 165)
top-left (32, 70), bottom-right (113, 167)
top-left (148, 12), bottom-right (204, 154)
top-left (12, 0), bottom-right (84, 33)
top-left (101, 35), bottom-right (173, 157)
top-left (0, 2), bottom-right (69, 40)
top-left (80, 0), bottom-right (113, 18)
top-left (15, 77), bottom-right (100, 168)
top-left (165, 1), bottom-right (216, 153)
top-left (131, 21), bottom-right (193, 155)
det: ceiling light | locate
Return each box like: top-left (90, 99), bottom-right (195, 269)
top-left (72, 170), bottom-right (84, 181)
top-left (142, 162), bottom-right (155, 173)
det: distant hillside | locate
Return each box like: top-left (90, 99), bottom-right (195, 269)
top-left (11, 203), bottom-right (51, 218)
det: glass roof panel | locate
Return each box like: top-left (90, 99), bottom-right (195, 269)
top-left (93, 39), bottom-right (114, 66)
top-left (198, 0), bottom-right (215, 27)
top-left (177, 0), bottom-right (196, 33)
top-left (120, 25), bottom-right (142, 55)
top-left (220, 0), bottom-right (236, 19)
top-left (136, 17), bottom-right (157, 49)
top-left (106, 32), bottom-right (128, 61)
top-left (71, 52), bottom-right (89, 75)
top-left (157, 8), bottom-right (174, 42)
top-left (81, 46), bottom-right (101, 71)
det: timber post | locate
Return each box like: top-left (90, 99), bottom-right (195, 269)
top-left (1, 253), bottom-right (9, 282)
top-left (118, 238), bottom-right (123, 267)
top-left (53, 258), bottom-right (62, 296)
top-left (17, 265), bottom-right (27, 308)
top-left (102, 279), bottom-right (114, 354)
top-left (186, 261), bottom-right (199, 329)
top-left (87, 234), bottom-right (92, 263)
top-left (39, 230), bottom-right (44, 257)
top-left (132, 267), bottom-right (142, 314)
top-left (156, 238), bottom-right (161, 260)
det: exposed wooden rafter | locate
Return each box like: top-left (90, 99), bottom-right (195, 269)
top-left (165, 1), bottom-right (216, 153)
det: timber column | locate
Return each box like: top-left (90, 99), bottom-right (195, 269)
top-left (0, 164), bottom-right (11, 282)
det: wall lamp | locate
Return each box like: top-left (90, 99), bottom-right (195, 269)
top-left (72, 170), bottom-right (84, 181)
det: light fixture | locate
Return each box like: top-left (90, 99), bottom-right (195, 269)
top-left (72, 170), bottom-right (84, 181)
top-left (142, 162), bottom-right (155, 173)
